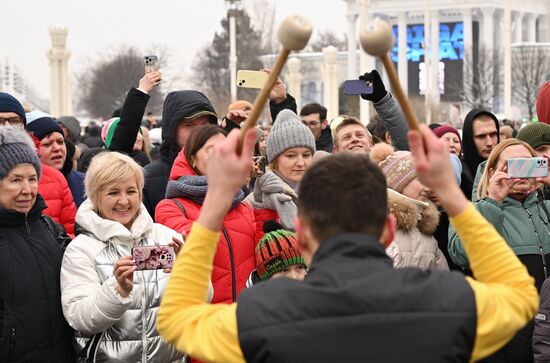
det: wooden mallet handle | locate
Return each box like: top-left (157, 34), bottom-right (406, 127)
top-left (359, 18), bottom-right (419, 131)
top-left (237, 15), bottom-right (312, 154)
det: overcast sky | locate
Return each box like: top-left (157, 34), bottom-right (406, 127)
top-left (1, 0), bottom-right (348, 99)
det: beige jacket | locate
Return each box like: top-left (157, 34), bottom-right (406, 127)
top-left (386, 189), bottom-right (449, 271)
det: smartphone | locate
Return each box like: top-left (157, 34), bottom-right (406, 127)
top-left (252, 155), bottom-right (267, 178)
top-left (237, 70), bottom-right (268, 89)
top-left (144, 55), bottom-right (159, 74)
top-left (132, 245), bottom-right (174, 270)
top-left (508, 157), bottom-right (548, 178)
top-left (343, 79), bottom-right (373, 95)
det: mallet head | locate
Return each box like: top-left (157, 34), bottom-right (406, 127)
top-left (277, 15), bottom-right (313, 51)
top-left (359, 17), bottom-right (394, 56)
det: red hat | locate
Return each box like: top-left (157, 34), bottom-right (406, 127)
top-left (537, 82), bottom-right (550, 124)
top-left (433, 125), bottom-right (461, 144)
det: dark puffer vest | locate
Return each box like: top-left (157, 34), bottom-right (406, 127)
top-left (237, 233), bottom-right (477, 363)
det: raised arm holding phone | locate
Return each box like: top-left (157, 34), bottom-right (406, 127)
top-left (157, 123), bottom-right (538, 362)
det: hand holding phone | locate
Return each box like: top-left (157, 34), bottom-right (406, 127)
top-left (132, 245), bottom-right (174, 270)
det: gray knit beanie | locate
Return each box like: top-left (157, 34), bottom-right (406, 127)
top-left (0, 126), bottom-right (42, 180)
top-left (267, 109), bottom-right (316, 162)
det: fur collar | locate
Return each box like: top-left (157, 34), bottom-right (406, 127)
top-left (387, 189), bottom-right (440, 235)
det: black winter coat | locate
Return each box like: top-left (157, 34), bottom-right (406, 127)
top-left (143, 90), bottom-right (217, 218)
top-left (0, 195), bottom-right (74, 362)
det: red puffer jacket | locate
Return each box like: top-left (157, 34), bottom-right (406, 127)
top-left (155, 149), bottom-right (256, 304)
top-left (39, 164), bottom-right (76, 237)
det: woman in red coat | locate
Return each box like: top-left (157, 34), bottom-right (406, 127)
top-left (155, 125), bottom-right (255, 304)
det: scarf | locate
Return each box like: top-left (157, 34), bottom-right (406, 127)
top-left (165, 175), bottom-right (245, 209)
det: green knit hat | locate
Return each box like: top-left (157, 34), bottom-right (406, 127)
top-left (517, 123), bottom-right (550, 149)
top-left (255, 229), bottom-right (305, 280)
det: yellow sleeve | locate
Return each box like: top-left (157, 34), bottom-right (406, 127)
top-left (157, 223), bottom-right (246, 363)
top-left (450, 203), bottom-right (539, 362)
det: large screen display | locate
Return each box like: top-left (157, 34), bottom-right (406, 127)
top-left (390, 22), bottom-right (475, 101)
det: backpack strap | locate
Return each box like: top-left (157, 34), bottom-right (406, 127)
top-left (173, 199), bottom-right (189, 218)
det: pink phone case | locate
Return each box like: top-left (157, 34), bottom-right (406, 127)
top-left (132, 245), bottom-right (174, 270)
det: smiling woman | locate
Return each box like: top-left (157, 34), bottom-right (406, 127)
top-left (60, 151), bottom-right (192, 362)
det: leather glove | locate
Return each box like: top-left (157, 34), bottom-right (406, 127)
top-left (359, 69), bottom-right (387, 103)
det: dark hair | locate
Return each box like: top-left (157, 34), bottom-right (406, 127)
top-left (428, 123), bottom-right (441, 131)
top-left (367, 115), bottom-right (388, 145)
top-left (300, 103), bottom-right (327, 121)
top-left (184, 124), bottom-right (226, 175)
top-left (298, 153), bottom-right (388, 242)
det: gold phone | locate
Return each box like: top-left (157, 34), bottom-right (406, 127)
top-left (237, 70), bottom-right (268, 89)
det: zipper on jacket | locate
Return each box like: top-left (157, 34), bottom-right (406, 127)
top-left (8, 327), bottom-right (16, 361)
top-left (524, 207), bottom-right (548, 279)
top-left (24, 215), bottom-right (30, 234)
top-left (222, 225), bottom-right (237, 302)
top-left (140, 272), bottom-right (148, 363)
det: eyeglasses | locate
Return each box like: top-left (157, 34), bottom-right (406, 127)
top-left (0, 117), bottom-right (23, 126)
top-left (302, 121), bottom-right (320, 127)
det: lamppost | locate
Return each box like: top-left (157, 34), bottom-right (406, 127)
top-left (226, 0), bottom-right (240, 102)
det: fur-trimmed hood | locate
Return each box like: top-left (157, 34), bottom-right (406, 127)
top-left (387, 189), bottom-right (440, 235)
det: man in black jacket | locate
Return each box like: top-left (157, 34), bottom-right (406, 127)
top-left (143, 90), bottom-right (218, 218)
top-left (300, 103), bottom-right (333, 152)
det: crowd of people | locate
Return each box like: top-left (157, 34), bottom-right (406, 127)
top-left (0, 63), bottom-right (549, 363)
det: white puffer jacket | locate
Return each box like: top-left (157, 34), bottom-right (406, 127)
top-left (60, 199), bottom-right (211, 362)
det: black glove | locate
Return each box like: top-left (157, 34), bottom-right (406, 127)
top-left (359, 69), bottom-right (387, 103)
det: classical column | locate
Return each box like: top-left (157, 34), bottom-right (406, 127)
top-left (503, 1), bottom-right (512, 118)
top-left (463, 8), bottom-right (473, 56)
top-left (526, 13), bottom-right (536, 42)
top-left (346, 3), bottom-right (359, 78)
top-left (47, 26), bottom-right (71, 117)
top-left (358, 0), bottom-right (374, 124)
top-left (398, 12), bottom-right (408, 95)
top-left (481, 7), bottom-right (495, 51)
top-left (514, 11), bottom-right (524, 43)
top-left (322, 46), bottom-right (339, 121)
top-left (431, 10), bottom-right (440, 104)
top-left (287, 57), bottom-right (303, 110)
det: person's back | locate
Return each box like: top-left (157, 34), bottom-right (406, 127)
top-left (238, 240), bottom-right (474, 361)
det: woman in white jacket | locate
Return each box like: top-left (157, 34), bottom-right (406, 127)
top-left (60, 152), bottom-right (200, 362)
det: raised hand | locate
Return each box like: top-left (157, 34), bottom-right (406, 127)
top-left (408, 125), bottom-right (467, 217)
top-left (359, 69), bottom-right (387, 103)
top-left (262, 68), bottom-right (287, 104)
top-left (113, 256), bottom-right (135, 297)
top-left (138, 71), bottom-right (162, 93)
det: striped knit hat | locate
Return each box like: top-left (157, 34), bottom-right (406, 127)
top-left (255, 229), bottom-right (305, 281)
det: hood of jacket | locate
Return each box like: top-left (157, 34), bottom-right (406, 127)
top-left (159, 90), bottom-right (218, 165)
top-left (462, 108), bottom-right (499, 174)
top-left (57, 116), bottom-right (81, 143)
top-left (168, 147), bottom-right (196, 180)
top-left (387, 189), bottom-right (439, 235)
top-left (75, 198), bottom-right (154, 244)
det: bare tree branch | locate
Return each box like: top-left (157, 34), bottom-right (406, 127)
top-left (512, 46), bottom-right (548, 119)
